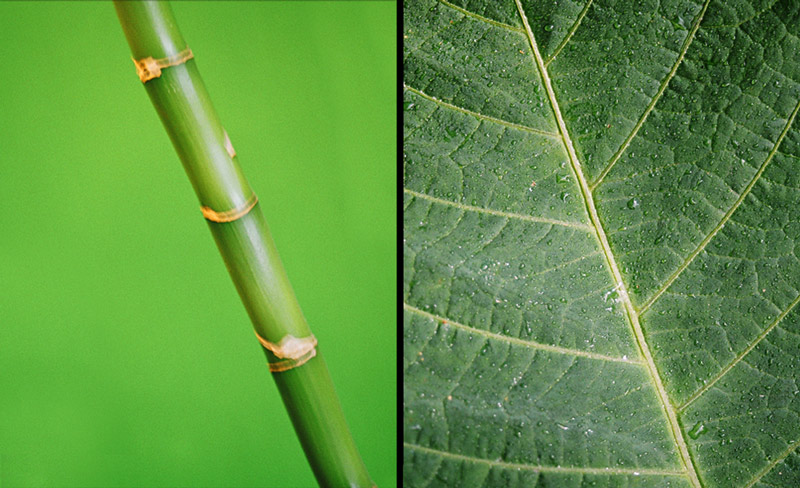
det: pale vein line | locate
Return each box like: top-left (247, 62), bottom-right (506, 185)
top-left (520, 250), bottom-right (603, 278)
top-left (404, 188), bottom-right (593, 231)
top-left (403, 84), bottom-right (560, 138)
top-left (437, 0), bottom-right (524, 33)
top-left (639, 98), bottom-right (800, 315)
top-left (743, 438), bottom-right (800, 488)
top-left (544, 0), bottom-right (593, 66)
top-left (678, 292), bottom-right (800, 412)
top-left (404, 442), bottom-right (685, 476)
top-left (590, 0), bottom-right (711, 190)
top-left (403, 303), bottom-right (642, 364)
top-left (513, 1), bottom-right (701, 486)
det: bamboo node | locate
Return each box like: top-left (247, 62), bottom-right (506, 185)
top-left (132, 47), bottom-right (194, 83)
top-left (201, 194), bottom-right (258, 223)
top-left (255, 332), bottom-right (318, 373)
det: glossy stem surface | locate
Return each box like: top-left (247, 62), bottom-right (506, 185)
top-left (114, 2), bottom-right (372, 486)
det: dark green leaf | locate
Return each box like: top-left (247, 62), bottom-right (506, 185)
top-left (403, 0), bottom-right (800, 486)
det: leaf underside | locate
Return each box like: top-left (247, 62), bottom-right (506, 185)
top-left (403, 0), bottom-right (800, 487)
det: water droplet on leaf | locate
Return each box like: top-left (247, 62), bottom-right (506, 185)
top-left (688, 421), bottom-right (706, 439)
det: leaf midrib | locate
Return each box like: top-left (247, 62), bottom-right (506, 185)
top-left (512, 1), bottom-right (701, 486)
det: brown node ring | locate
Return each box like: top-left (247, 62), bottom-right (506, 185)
top-left (267, 348), bottom-right (317, 373)
top-left (132, 46), bottom-right (194, 83)
top-left (201, 194), bottom-right (258, 223)
top-left (255, 332), bottom-right (318, 373)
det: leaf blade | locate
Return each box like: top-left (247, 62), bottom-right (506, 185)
top-left (404, 0), bottom-right (800, 486)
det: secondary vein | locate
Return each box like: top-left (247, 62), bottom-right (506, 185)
top-left (640, 98), bottom-right (800, 315)
top-left (591, 0), bottom-right (711, 189)
top-left (404, 188), bottom-right (593, 231)
top-left (404, 84), bottom-right (560, 138)
top-left (743, 438), bottom-right (800, 488)
top-left (513, 1), bottom-right (702, 486)
top-left (437, 0), bottom-right (523, 33)
top-left (404, 442), bottom-right (685, 476)
top-left (679, 291), bottom-right (800, 412)
top-left (544, 0), bottom-right (593, 66)
top-left (404, 303), bottom-right (641, 364)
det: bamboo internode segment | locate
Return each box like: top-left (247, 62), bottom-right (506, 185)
top-left (255, 332), bottom-right (318, 372)
top-left (132, 46), bottom-right (194, 83)
top-left (201, 193), bottom-right (258, 223)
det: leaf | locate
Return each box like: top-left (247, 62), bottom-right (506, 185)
top-left (403, 0), bottom-right (800, 486)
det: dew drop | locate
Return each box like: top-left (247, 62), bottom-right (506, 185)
top-left (688, 421), bottom-right (706, 439)
top-left (627, 198), bottom-right (641, 209)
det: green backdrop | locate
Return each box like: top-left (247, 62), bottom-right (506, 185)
top-left (0, 2), bottom-right (395, 487)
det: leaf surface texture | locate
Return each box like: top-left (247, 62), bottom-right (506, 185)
top-left (403, 0), bottom-right (800, 486)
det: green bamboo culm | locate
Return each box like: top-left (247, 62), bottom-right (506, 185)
top-left (113, 2), bottom-right (373, 487)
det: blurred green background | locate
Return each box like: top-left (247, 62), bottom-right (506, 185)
top-left (0, 2), bottom-right (395, 487)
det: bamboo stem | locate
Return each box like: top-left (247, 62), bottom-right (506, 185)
top-left (113, 2), bottom-right (373, 486)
